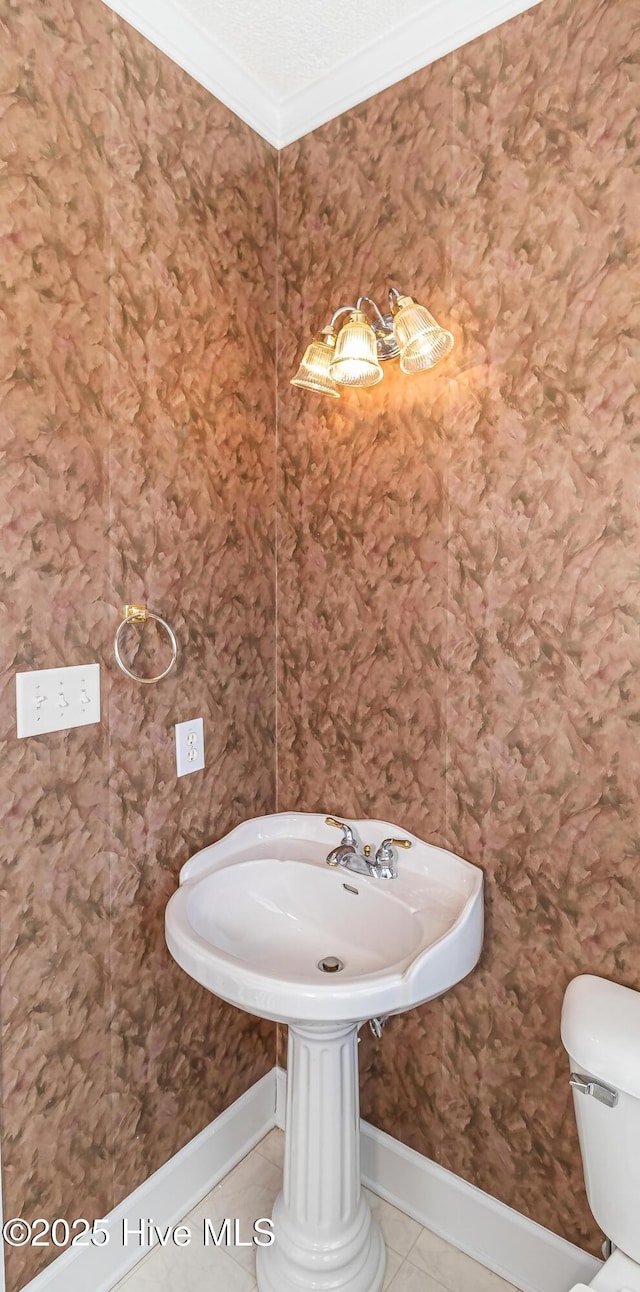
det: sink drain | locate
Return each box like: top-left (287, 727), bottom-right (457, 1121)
top-left (318, 955), bottom-right (344, 973)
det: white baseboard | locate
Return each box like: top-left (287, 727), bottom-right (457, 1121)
top-left (278, 1067), bottom-right (599, 1292)
top-left (275, 1063), bottom-right (287, 1130)
top-left (360, 1121), bottom-right (601, 1292)
top-left (21, 1067), bottom-right (601, 1292)
top-left (22, 1070), bottom-right (277, 1292)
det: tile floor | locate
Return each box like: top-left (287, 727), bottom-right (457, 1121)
top-left (112, 1129), bottom-right (520, 1292)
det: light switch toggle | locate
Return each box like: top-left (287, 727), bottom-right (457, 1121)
top-left (16, 664), bottom-right (101, 737)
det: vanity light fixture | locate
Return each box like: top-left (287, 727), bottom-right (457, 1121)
top-left (290, 327), bottom-right (340, 399)
top-left (329, 308), bottom-right (383, 388)
top-left (291, 286), bottom-right (454, 397)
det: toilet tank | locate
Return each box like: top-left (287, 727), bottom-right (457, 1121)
top-left (561, 974), bottom-right (640, 1262)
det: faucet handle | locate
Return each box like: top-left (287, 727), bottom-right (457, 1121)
top-left (375, 837), bottom-right (412, 876)
top-left (378, 837), bottom-right (412, 855)
top-left (325, 817), bottom-right (360, 849)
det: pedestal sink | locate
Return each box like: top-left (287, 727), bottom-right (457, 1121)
top-left (165, 812), bottom-right (483, 1292)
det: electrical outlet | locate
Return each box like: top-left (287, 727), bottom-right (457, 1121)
top-left (16, 663), bottom-right (101, 737)
top-left (175, 717), bottom-right (205, 777)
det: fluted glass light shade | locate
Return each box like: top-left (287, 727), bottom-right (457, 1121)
top-left (290, 328), bottom-right (340, 398)
top-left (391, 294), bottom-right (454, 373)
top-left (329, 310), bottom-right (383, 387)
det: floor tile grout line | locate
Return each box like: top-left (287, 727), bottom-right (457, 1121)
top-left (404, 1225), bottom-right (423, 1261)
top-left (389, 1253), bottom-right (465, 1292)
top-left (112, 1135), bottom-right (521, 1292)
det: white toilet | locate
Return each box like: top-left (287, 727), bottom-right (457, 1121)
top-left (562, 974), bottom-right (640, 1292)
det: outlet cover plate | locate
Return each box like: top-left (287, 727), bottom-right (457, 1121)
top-left (16, 663), bottom-right (101, 737)
top-left (175, 717), bottom-right (205, 777)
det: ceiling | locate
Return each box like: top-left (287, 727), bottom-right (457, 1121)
top-left (101, 0), bottom-right (542, 149)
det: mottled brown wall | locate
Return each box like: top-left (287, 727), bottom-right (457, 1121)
top-left (3, 0), bottom-right (639, 1280)
top-left (0, 0), bottom-right (277, 1286)
top-left (278, 0), bottom-right (640, 1254)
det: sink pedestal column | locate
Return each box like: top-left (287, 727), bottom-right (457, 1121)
top-left (256, 1020), bottom-right (385, 1292)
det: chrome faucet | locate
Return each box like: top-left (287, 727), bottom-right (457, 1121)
top-left (325, 817), bottom-right (372, 876)
top-left (324, 817), bottom-right (412, 880)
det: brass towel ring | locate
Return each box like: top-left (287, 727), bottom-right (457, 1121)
top-left (114, 605), bottom-right (178, 684)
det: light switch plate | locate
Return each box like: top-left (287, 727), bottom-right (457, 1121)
top-left (16, 663), bottom-right (101, 737)
top-left (175, 717), bottom-right (205, 777)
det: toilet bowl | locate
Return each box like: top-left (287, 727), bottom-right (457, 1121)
top-left (562, 975), bottom-right (640, 1292)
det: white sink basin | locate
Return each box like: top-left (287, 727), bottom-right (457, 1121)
top-left (166, 813), bottom-right (484, 1292)
top-left (165, 812), bottom-right (483, 1025)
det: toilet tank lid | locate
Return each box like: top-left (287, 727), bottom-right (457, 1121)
top-left (561, 974), bottom-right (640, 1099)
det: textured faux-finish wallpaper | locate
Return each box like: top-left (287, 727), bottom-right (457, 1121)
top-left (1, 0), bottom-right (638, 1285)
top-left (277, 0), bottom-right (640, 1256)
top-left (0, 0), bottom-right (277, 1286)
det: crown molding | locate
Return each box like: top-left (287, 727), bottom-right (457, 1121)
top-left (100, 0), bottom-right (282, 147)
top-left (101, 0), bottom-right (542, 150)
top-left (277, 0), bottom-right (542, 148)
